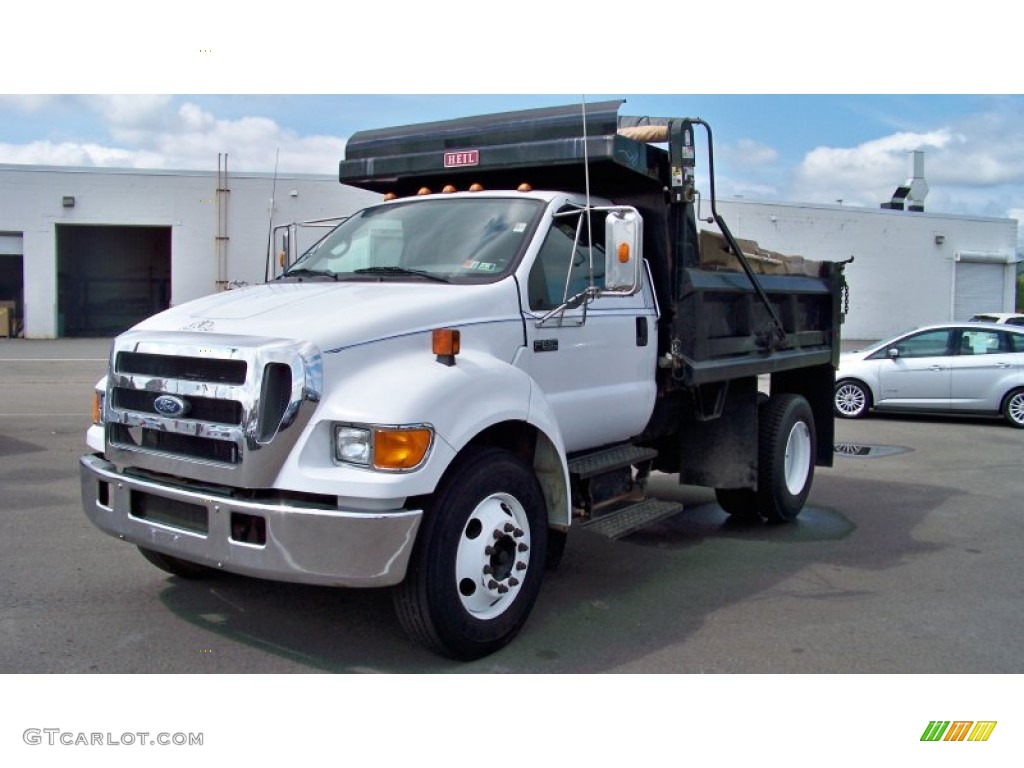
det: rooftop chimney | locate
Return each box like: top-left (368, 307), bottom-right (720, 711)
top-left (881, 150), bottom-right (929, 212)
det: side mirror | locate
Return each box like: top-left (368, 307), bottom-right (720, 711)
top-left (887, 347), bottom-right (900, 359)
top-left (603, 208), bottom-right (643, 294)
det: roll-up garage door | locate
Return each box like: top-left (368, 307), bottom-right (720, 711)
top-left (953, 252), bottom-right (1009, 321)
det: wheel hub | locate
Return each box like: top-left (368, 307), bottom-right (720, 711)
top-left (455, 494), bottom-right (531, 620)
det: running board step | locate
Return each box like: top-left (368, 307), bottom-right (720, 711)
top-left (581, 498), bottom-right (683, 540)
top-left (568, 445), bottom-right (658, 480)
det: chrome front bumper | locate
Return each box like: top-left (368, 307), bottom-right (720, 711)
top-left (80, 454), bottom-right (422, 588)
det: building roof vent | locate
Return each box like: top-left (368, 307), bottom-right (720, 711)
top-left (881, 150), bottom-right (929, 212)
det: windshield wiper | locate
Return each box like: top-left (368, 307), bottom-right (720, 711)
top-left (353, 266), bottom-right (450, 283)
top-left (278, 267), bottom-right (339, 281)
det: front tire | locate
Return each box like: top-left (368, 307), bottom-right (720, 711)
top-left (393, 447), bottom-right (548, 660)
top-left (834, 379), bottom-right (871, 419)
top-left (137, 546), bottom-right (218, 580)
top-left (1002, 388), bottom-right (1024, 428)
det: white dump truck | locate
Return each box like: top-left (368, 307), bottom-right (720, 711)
top-left (80, 101), bottom-right (849, 659)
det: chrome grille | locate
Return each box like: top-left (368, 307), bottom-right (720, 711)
top-left (104, 331), bottom-right (322, 487)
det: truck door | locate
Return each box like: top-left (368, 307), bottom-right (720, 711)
top-left (517, 206), bottom-right (658, 452)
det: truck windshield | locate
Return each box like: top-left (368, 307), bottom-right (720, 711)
top-left (283, 197), bottom-right (544, 283)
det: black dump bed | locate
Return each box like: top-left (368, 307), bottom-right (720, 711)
top-left (339, 100), bottom-right (847, 389)
top-left (340, 100), bottom-right (668, 199)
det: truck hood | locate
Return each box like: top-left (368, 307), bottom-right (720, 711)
top-left (131, 280), bottom-right (522, 351)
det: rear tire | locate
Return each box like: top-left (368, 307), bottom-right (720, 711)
top-left (758, 394), bottom-right (816, 523)
top-left (137, 546), bottom-right (218, 580)
top-left (393, 447), bottom-right (547, 660)
top-left (714, 487), bottom-right (761, 520)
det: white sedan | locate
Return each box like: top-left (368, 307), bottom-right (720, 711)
top-left (834, 322), bottom-right (1024, 428)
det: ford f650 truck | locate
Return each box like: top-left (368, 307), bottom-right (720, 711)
top-left (80, 101), bottom-right (848, 660)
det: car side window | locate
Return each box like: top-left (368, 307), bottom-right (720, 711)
top-left (958, 329), bottom-right (1005, 355)
top-left (874, 329), bottom-right (953, 359)
top-left (1008, 332), bottom-right (1024, 352)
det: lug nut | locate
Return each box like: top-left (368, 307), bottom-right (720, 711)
top-left (517, 543), bottom-right (529, 552)
top-left (508, 577), bottom-right (519, 587)
top-left (484, 545), bottom-right (494, 555)
top-left (513, 528), bottom-right (524, 537)
top-left (497, 585), bottom-right (508, 594)
top-left (503, 523), bottom-right (515, 533)
top-left (515, 561), bottom-right (527, 571)
top-left (493, 530), bottom-right (503, 540)
top-left (483, 565), bottom-right (492, 575)
top-left (488, 579), bottom-right (499, 590)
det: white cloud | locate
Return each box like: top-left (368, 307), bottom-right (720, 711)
top-left (0, 140), bottom-right (165, 168)
top-left (792, 129), bottom-right (959, 207)
top-left (729, 139), bottom-right (778, 168)
top-left (0, 97), bottom-right (346, 174)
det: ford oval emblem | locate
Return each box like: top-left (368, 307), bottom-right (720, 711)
top-left (153, 394), bottom-right (191, 418)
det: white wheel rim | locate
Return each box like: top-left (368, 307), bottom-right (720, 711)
top-left (454, 492), bottom-right (531, 620)
top-left (1009, 393), bottom-right (1024, 425)
top-left (835, 383), bottom-right (866, 416)
top-left (784, 421), bottom-right (812, 496)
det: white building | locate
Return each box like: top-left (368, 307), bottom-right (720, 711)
top-left (713, 198), bottom-right (1019, 340)
top-left (0, 163), bottom-right (1018, 340)
top-left (0, 163), bottom-right (377, 339)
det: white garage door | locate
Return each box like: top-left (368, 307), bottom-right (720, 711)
top-left (953, 259), bottom-right (1006, 321)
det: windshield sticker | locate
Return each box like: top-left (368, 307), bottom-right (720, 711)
top-left (513, 222), bottom-right (528, 233)
top-left (462, 260), bottom-right (499, 272)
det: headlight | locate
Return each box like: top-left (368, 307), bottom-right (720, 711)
top-left (334, 426), bottom-right (372, 465)
top-left (333, 424), bottom-right (433, 471)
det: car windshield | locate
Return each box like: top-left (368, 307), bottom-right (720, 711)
top-left (282, 197), bottom-right (543, 283)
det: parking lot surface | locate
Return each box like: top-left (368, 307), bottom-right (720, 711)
top-left (1, 338), bottom-right (1022, 674)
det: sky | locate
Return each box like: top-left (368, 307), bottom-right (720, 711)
top-left (4, 94), bottom-right (1023, 230)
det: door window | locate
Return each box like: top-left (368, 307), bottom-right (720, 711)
top-left (527, 208), bottom-right (606, 311)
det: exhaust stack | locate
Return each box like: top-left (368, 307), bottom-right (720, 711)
top-left (881, 150), bottom-right (929, 212)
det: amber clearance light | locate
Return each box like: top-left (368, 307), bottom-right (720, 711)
top-left (373, 428), bottom-right (433, 470)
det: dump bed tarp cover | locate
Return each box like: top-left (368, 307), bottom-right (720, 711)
top-left (339, 100), bottom-right (669, 198)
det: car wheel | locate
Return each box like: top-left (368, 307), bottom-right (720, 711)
top-left (1002, 388), bottom-right (1024, 428)
top-left (834, 379), bottom-right (871, 419)
top-left (137, 546), bottom-right (219, 579)
top-left (393, 447), bottom-right (548, 660)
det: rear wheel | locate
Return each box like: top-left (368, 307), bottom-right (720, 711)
top-left (714, 487), bottom-right (761, 520)
top-left (759, 394), bottom-right (816, 523)
top-left (1002, 388), bottom-right (1024, 428)
top-left (393, 447), bottom-right (548, 660)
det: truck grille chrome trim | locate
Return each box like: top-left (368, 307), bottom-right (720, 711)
top-left (104, 331), bottom-right (322, 487)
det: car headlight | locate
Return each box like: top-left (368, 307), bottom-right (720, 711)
top-left (333, 424), bottom-right (433, 471)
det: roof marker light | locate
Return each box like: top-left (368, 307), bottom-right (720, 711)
top-left (442, 185), bottom-right (457, 193)
top-left (517, 183), bottom-right (533, 192)
top-left (417, 187), bottom-right (432, 196)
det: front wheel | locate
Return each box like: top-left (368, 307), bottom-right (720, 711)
top-left (1002, 389), bottom-right (1024, 428)
top-left (393, 447), bottom-right (548, 660)
top-left (137, 546), bottom-right (219, 580)
top-left (834, 379), bottom-right (871, 419)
